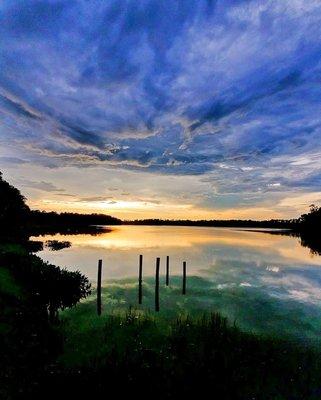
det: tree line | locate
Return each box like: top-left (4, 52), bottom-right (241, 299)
top-left (0, 172), bottom-right (120, 234)
top-left (125, 218), bottom-right (296, 228)
top-left (1, 171), bottom-right (320, 233)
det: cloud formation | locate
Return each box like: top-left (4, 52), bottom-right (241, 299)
top-left (1, 0), bottom-right (321, 216)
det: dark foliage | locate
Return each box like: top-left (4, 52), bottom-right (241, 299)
top-left (292, 205), bottom-right (321, 255)
top-left (0, 172), bottom-right (30, 232)
top-left (28, 210), bottom-right (121, 230)
top-left (2, 252), bottom-right (91, 320)
top-left (29, 224), bottom-right (112, 236)
top-left (26, 240), bottom-right (44, 252)
top-left (299, 232), bottom-right (321, 256)
top-left (45, 240), bottom-right (71, 251)
top-left (0, 249), bottom-right (91, 399)
top-left (0, 286), bottom-right (61, 400)
top-left (0, 172), bottom-right (121, 238)
top-left (34, 312), bottom-right (321, 400)
top-left (298, 204), bottom-right (321, 232)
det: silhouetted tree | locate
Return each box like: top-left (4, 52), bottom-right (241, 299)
top-left (295, 204), bottom-right (321, 255)
top-left (0, 171), bottom-right (29, 231)
top-left (298, 204), bottom-right (321, 231)
top-left (29, 210), bottom-right (121, 228)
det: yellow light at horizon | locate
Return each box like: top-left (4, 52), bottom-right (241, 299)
top-left (28, 194), bottom-right (289, 221)
top-left (30, 197), bottom-right (196, 219)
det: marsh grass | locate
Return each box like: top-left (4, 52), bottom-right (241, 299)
top-left (51, 278), bottom-right (321, 400)
top-left (49, 307), bottom-right (321, 400)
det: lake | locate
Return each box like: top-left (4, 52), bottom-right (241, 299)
top-left (33, 225), bottom-right (321, 342)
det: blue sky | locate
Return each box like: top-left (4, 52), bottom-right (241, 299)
top-left (1, 0), bottom-right (321, 219)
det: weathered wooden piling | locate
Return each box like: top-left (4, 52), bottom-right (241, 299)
top-left (182, 261), bottom-right (186, 295)
top-left (97, 259), bottom-right (102, 315)
top-left (166, 255), bottom-right (169, 286)
top-left (138, 254), bottom-right (143, 304)
top-left (155, 257), bottom-right (160, 312)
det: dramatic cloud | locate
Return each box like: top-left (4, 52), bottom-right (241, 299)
top-left (1, 0), bottom-right (321, 217)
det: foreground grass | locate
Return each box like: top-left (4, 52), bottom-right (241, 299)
top-left (47, 308), bottom-right (321, 400)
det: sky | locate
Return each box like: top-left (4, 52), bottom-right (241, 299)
top-left (1, 0), bottom-right (321, 220)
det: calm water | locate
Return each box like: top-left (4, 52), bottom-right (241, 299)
top-left (33, 225), bottom-right (321, 342)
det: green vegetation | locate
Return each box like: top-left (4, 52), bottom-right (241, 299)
top-left (0, 241), bottom-right (91, 399)
top-left (0, 267), bottom-right (21, 298)
top-left (45, 306), bottom-right (321, 400)
top-left (38, 278), bottom-right (320, 399)
top-left (61, 277), bottom-right (321, 344)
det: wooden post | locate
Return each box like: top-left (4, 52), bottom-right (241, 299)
top-left (155, 257), bottom-right (160, 312)
top-left (166, 256), bottom-right (169, 286)
top-left (138, 254), bottom-right (143, 304)
top-left (182, 261), bottom-right (186, 295)
top-left (97, 259), bottom-right (102, 315)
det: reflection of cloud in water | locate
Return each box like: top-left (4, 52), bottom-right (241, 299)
top-left (204, 258), bottom-right (321, 307)
top-left (216, 283), bottom-right (236, 290)
top-left (266, 266), bottom-right (280, 273)
top-left (76, 276), bottom-right (321, 345)
top-left (263, 271), bottom-right (321, 305)
top-left (240, 282), bottom-right (252, 287)
top-left (34, 225), bottom-right (321, 265)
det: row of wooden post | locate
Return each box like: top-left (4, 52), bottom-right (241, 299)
top-left (96, 256), bottom-right (187, 315)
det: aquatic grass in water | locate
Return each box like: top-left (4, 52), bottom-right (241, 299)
top-left (54, 276), bottom-right (321, 399)
top-left (62, 275), bottom-right (321, 345)
top-left (56, 307), bottom-right (321, 400)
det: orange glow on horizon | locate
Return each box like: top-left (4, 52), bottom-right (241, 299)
top-left (27, 197), bottom-right (287, 221)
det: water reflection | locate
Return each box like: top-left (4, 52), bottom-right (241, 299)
top-left (34, 226), bottom-right (321, 341)
top-left (33, 225), bottom-right (321, 278)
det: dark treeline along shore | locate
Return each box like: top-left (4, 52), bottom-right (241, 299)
top-left (1, 168), bottom-right (319, 242)
top-left (126, 217), bottom-right (294, 228)
top-left (1, 171), bottom-right (321, 399)
top-left (125, 207), bottom-right (320, 235)
top-left (28, 210), bottom-right (121, 234)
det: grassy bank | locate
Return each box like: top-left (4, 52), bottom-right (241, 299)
top-left (41, 279), bottom-right (321, 400)
top-left (48, 306), bottom-right (321, 400)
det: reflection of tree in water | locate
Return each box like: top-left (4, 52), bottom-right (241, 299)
top-left (268, 231), bottom-right (321, 256)
top-left (298, 232), bottom-right (321, 256)
top-left (0, 248), bottom-right (92, 398)
top-left (263, 204), bottom-right (321, 256)
top-left (45, 240), bottom-right (71, 251)
top-left (296, 204), bottom-right (321, 256)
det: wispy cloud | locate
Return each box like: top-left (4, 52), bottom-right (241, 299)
top-left (1, 0), bottom-right (321, 217)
